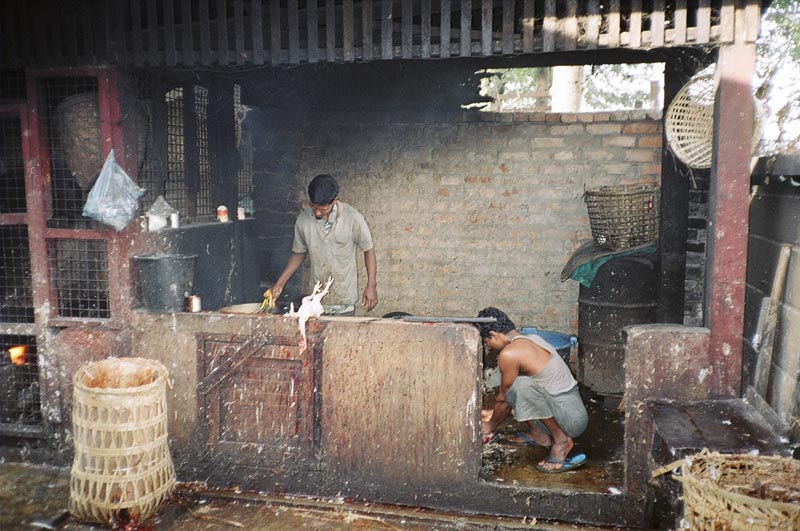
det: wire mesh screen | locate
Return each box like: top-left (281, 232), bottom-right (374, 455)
top-left (0, 225), bottom-right (34, 324)
top-left (37, 76), bottom-right (102, 229)
top-left (165, 87), bottom-right (188, 215)
top-left (235, 84), bottom-right (253, 217)
top-left (0, 69), bottom-right (26, 100)
top-left (47, 238), bottom-right (109, 319)
top-left (193, 85), bottom-right (213, 222)
top-left (0, 334), bottom-right (42, 427)
top-left (0, 113), bottom-right (27, 213)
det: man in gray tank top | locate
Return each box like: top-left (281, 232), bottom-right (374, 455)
top-left (266, 174), bottom-right (378, 315)
top-left (477, 307), bottom-right (588, 473)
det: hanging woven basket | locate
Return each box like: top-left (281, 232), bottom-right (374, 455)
top-left (56, 92), bottom-right (105, 190)
top-left (665, 74), bottom-right (716, 169)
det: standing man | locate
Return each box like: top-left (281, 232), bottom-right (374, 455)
top-left (267, 174), bottom-right (378, 316)
top-left (478, 307), bottom-right (588, 473)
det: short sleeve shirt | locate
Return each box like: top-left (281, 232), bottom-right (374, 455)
top-left (292, 201), bottom-right (373, 306)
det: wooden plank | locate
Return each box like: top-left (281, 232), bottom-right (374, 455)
top-left (147, 0), bottom-right (160, 65)
top-left (308, 0), bottom-right (319, 63)
top-left (673, 0), bottom-right (687, 45)
top-left (362, 0), bottom-right (373, 60)
top-left (459, 0), bottom-right (470, 57)
top-left (198, 0), bottom-right (212, 64)
top-left (382, 0), bottom-right (392, 59)
top-left (440, 0), bottom-right (451, 57)
top-left (744, 0), bottom-right (760, 43)
top-left (607, 0), bottom-right (620, 47)
top-left (564, 0), bottom-right (577, 50)
top-left (501, 0), bottom-right (513, 54)
top-left (64, 0), bottom-right (79, 63)
top-left (164, 0), bottom-right (177, 66)
top-left (234, 0), bottom-right (244, 64)
top-left (585, 0), bottom-right (600, 49)
top-left (131, 0), bottom-right (144, 66)
top-left (720, 0), bottom-right (735, 43)
top-left (326, 0), bottom-right (335, 62)
top-left (217, 0), bottom-right (230, 64)
top-left (651, 0), bottom-right (665, 47)
top-left (480, 0), bottom-right (491, 56)
top-left (542, 0), bottom-right (556, 52)
top-left (522, 0), bottom-right (534, 53)
top-left (251, 0), bottom-right (264, 64)
top-left (2, 2), bottom-right (18, 64)
top-left (419, 0), bottom-right (431, 58)
top-left (270, 0), bottom-right (280, 64)
top-left (402, 0), bottom-right (412, 59)
top-left (696, 0), bottom-right (710, 44)
top-left (628, 0), bottom-right (642, 48)
top-left (80, 0), bottom-right (95, 62)
top-left (754, 244), bottom-right (791, 397)
top-left (181, 0), bottom-right (196, 65)
top-left (288, 0), bottom-right (300, 63)
top-left (344, 0), bottom-right (355, 61)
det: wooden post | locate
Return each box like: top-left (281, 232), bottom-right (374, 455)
top-left (706, 43), bottom-right (756, 397)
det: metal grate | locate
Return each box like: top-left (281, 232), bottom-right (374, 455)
top-left (165, 87), bottom-right (188, 215)
top-left (37, 76), bottom-right (102, 229)
top-left (235, 84), bottom-right (253, 217)
top-left (0, 334), bottom-right (41, 427)
top-left (47, 238), bottom-right (109, 319)
top-left (193, 85), bottom-right (213, 222)
top-left (0, 70), bottom-right (26, 101)
top-left (0, 113), bottom-right (27, 213)
top-left (0, 225), bottom-right (34, 323)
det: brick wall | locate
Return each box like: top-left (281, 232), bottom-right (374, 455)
top-left (253, 110), bottom-right (662, 334)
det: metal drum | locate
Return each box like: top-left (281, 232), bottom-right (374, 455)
top-left (578, 256), bottom-right (657, 396)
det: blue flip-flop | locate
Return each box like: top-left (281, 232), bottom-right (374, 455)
top-left (512, 431), bottom-right (552, 448)
top-left (535, 453), bottom-right (586, 473)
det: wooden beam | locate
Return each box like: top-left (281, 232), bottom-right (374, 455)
top-left (564, 0), bottom-right (578, 50)
top-left (289, 0), bottom-right (300, 63)
top-left (402, 0), bottom-right (412, 59)
top-left (234, 0), bottom-right (244, 64)
top-left (344, 0), bottom-right (355, 61)
top-left (164, 0), bottom-right (177, 66)
top-left (382, 0), bottom-right (392, 59)
top-left (720, 0), bottom-right (735, 43)
top-left (501, 0), bottom-right (513, 54)
top-left (217, 0), bottom-right (230, 64)
top-left (308, 0), bottom-right (319, 63)
top-left (440, 0), bottom-right (451, 57)
top-left (326, 0), bottom-right (336, 62)
top-left (362, 0), bottom-right (373, 60)
top-left (706, 44), bottom-right (756, 397)
top-left (481, 0), bottom-right (492, 56)
top-left (199, 0), bottom-right (212, 64)
top-left (629, 0), bottom-right (642, 48)
top-left (181, 0), bottom-right (196, 65)
top-left (651, 0), bottom-right (665, 47)
top-left (696, 0), bottom-right (711, 44)
top-left (270, 0), bottom-right (280, 64)
top-left (522, 0), bottom-right (534, 53)
top-left (673, 0), bottom-right (687, 45)
top-left (251, 0), bottom-right (264, 64)
top-left (542, 0), bottom-right (556, 52)
top-left (607, 0), bottom-right (620, 47)
top-left (460, 0), bottom-right (471, 57)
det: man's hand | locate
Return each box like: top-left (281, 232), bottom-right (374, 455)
top-left (361, 285), bottom-right (378, 311)
top-left (266, 284), bottom-right (284, 301)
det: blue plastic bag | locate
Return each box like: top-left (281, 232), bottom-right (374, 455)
top-left (82, 150), bottom-right (145, 231)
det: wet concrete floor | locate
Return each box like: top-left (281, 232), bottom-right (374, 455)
top-left (1, 461), bottom-right (630, 531)
top-left (481, 390), bottom-right (624, 494)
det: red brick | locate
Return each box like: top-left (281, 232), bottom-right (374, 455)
top-left (625, 150), bottom-right (654, 162)
top-left (638, 135), bottom-right (662, 148)
top-left (623, 122), bottom-right (660, 134)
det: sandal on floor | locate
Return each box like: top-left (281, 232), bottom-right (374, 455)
top-left (535, 453), bottom-right (586, 473)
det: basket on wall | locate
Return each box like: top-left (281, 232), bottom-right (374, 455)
top-left (69, 358), bottom-right (175, 524)
top-left (584, 184), bottom-right (660, 250)
top-left (655, 450), bottom-right (800, 531)
top-left (56, 92), bottom-right (105, 190)
top-left (665, 74), bottom-right (715, 169)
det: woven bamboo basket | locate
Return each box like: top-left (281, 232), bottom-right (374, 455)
top-left (584, 184), bottom-right (660, 250)
top-left (665, 74), bottom-right (715, 169)
top-left (657, 450), bottom-right (800, 531)
top-left (56, 92), bottom-right (105, 190)
top-left (69, 358), bottom-right (175, 524)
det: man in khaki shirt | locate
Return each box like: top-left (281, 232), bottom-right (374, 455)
top-left (267, 174), bottom-right (378, 315)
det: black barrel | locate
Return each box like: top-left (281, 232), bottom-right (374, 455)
top-left (578, 256), bottom-right (657, 396)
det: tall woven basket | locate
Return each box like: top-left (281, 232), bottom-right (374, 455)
top-left (584, 184), bottom-right (660, 250)
top-left (69, 358), bottom-right (175, 524)
top-left (56, 92), bottom-right (105, 190)
top-left (661, 450), bottom-right (800, 531)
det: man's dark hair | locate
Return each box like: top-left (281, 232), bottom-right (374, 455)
top-left (476, 307), bottom-right (515, 338)
top-left (308, 174), bottom-right (339, 205)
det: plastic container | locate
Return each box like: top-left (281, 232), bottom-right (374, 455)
top-left (520, 327), bottom-right (577, 363)
top-left (134, 254), bottom-right (198, 312)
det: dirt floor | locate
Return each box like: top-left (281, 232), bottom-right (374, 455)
top-left (0, 461), bottom-right (632, 531)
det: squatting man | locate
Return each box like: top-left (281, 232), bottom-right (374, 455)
top-left (477, 307), bottom-right (588, 473)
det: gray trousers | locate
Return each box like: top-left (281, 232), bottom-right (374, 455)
top-left (505, 376), bottom-right (588, 438)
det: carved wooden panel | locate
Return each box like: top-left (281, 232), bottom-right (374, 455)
top-left (197, 332), bottom-right (320, 464)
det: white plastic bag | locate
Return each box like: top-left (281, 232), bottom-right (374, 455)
top-left (82, 150), bottom-right (145, 231)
